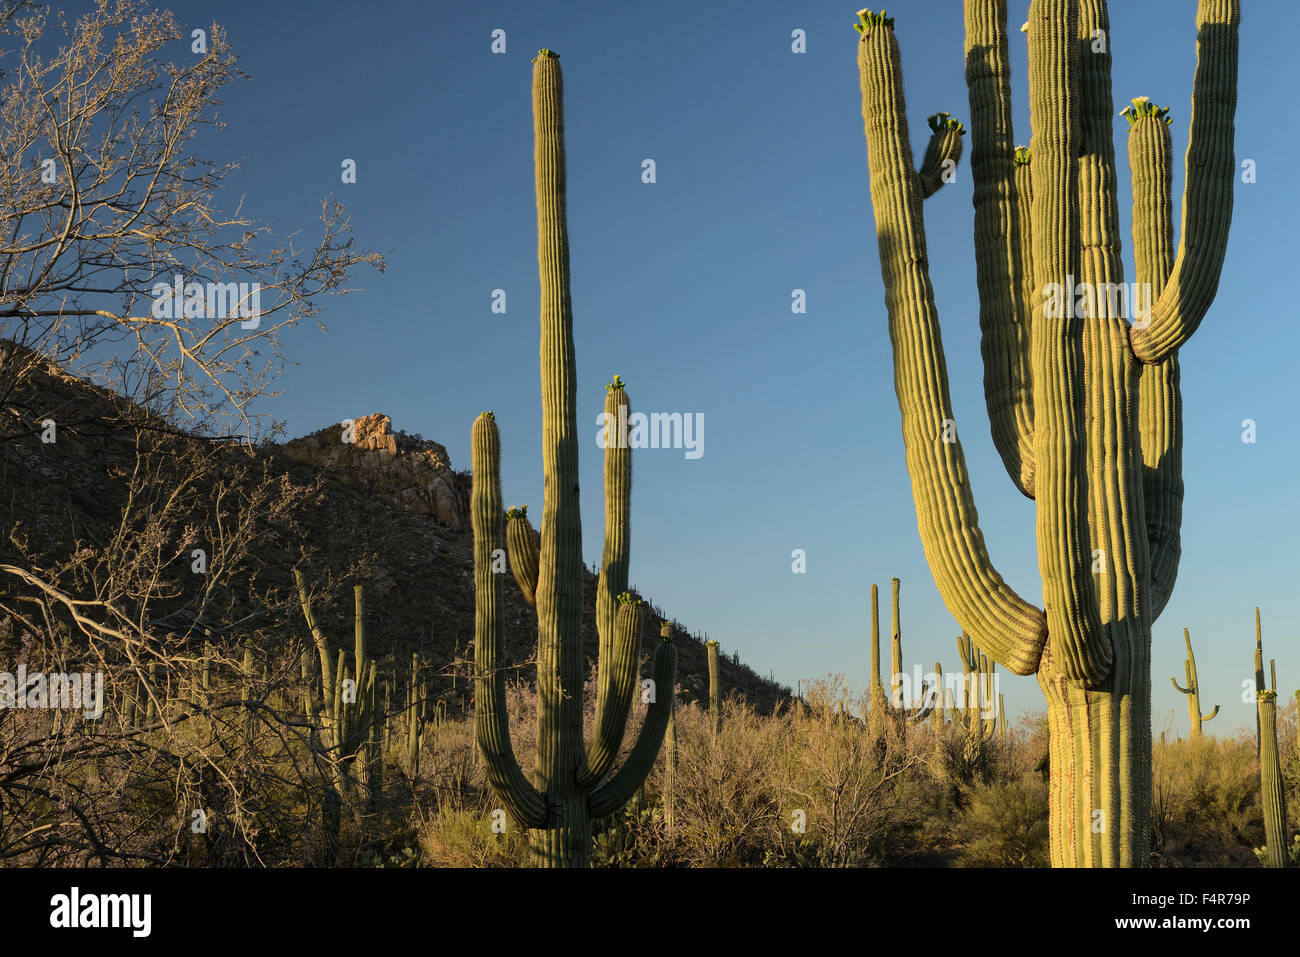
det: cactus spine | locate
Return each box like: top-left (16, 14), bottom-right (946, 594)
top-left (1170, 628), bottom-right (1218, 739)
top-left (706, 639), bottom-right (722, 736)
top-left (1254, 612), bottom-right (1291, 867)
top-left (854, 0), bottom-right (1239, 866)
top-left (470, 50), bottom-right (676, 868)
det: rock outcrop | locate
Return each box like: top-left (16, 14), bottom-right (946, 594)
top-left (280, 413), bottom-right (467, 528)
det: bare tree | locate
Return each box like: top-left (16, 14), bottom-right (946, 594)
top-left (0, 0), bottom-right (383, 866)
top-left (0, 0), bottom-right (383, 440)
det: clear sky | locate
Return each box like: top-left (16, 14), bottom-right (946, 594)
top-left (145, 0), bottom-right (1298, 736)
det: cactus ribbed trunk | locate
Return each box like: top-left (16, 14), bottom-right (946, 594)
top-left (531, 49), bottom-right (587, 869)
top-left (1257, 689), bottom-right (1288, 868)
top-left (855, 0), bottom-right (1238, 867)
top-left (706, 640), bottom-right (721, 737)
top-left (889, 578), bottom-right (902, 709)
top-left (663, 700), bottom-right (676, 830)
top-left (1254, 616), bottom-right (1290, 867)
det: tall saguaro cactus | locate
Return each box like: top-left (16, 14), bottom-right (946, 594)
top-left (854, 0), bottom-right (1239, 866)
top-left (1170, 628), bottom-right (1218, 739)
top-left (470, 50), bottom-right (677, 868)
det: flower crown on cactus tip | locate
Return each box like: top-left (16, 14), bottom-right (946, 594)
top-left (1120, 96), bottom-right (1172, 127)
top-left (854, 9), bottom-right (894, 33)
top-left (927, 112), bottom-right (966, 135)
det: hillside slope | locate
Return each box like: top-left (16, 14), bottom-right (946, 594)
top-left (0, 341), bottom-right (790, 715)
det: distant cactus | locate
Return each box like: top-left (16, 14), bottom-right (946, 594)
top-left (1170, 628), bottom-right (1219, 739)
top-left (868, 583), bottom-right (885, 713)
top-left (1253, 611), bottom-right (1292, 867)
top-left (706, 639), bottom-right (722, 736)
top-left (293, 572), bottom-right (382, 827)
top-left (889, 578), bottom-right (903, 709)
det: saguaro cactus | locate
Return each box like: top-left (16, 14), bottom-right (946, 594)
top-left (868, 583), bottom-right (885, 713)
top-left (1253, 613), bottom-right (1291, 867)
top-left (889, 578), bottom-right (903, 708)
top-left (706, 639), bottom-right (722, 735)
top-left (293, 572), bottom-right (381, 820)
top-left (1170, 628), bottom-right (1218, 739)
top-left (470, 50), bottom-right (677, 868)
top-left (854, 0), bottom-right (1239, 866)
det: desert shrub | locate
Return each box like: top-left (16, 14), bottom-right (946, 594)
top-left (770, 676), bottom-right (921, 866)
top-left (418, 808), bottom-right (528, 867)
top-left (592, 792), bottom-right (687, 867)
top-left (1153, 734), bottom-right (1261, 865)
top-left (951, 775), bottom-right (1050, 867)
top-left (670, 698), bottom-right (784, 865)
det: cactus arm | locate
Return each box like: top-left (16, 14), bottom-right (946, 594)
top-left (1129, 100), bottom-right (1184, 619)
top-left (332, 649), bottom-right (345, 743)
top-left (1024, 0), bottom-right (1108, 685)
top-left (583, 379), bottom-right (633, 780)
top-left (578, 595), bottom-right (642, 787)
top-left (471, 412), bottom-right (547, 828)
top-left (588, 629), bottom-right (677, 818)
top-left (911, 686), bottom-right (934, 723)
top-left (956, 633), bottom-right (976, 719)
top-left (1254, 608), bottom-right (1265, 697)
top-left (1201, 704), bottom-right (1219, 723)
top-left (963, 0), bottom-right (1036, 498)
top-left (1170, 674), bottom-right (1191, 695)
top-left (292, 567), bottom-right (335, 704)
top-left (856, 12), bottom-right (1047, 676)
top-left (505, 506), bottom-right (539, 606)
top-left (1128, 0), bottom-right (1240, 364)
top-left (918, 112), bottom-right (966, 199)
top-left (1076, 0), bottom-right (1152, 689)
top-left (353, 583), bottom-right (366, 690)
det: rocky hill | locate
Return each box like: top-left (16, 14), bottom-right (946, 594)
top-left (0, 341), bottom-right (790, 714)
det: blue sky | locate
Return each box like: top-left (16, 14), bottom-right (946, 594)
top-left (143, 0), bottom-right (1297, 735)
